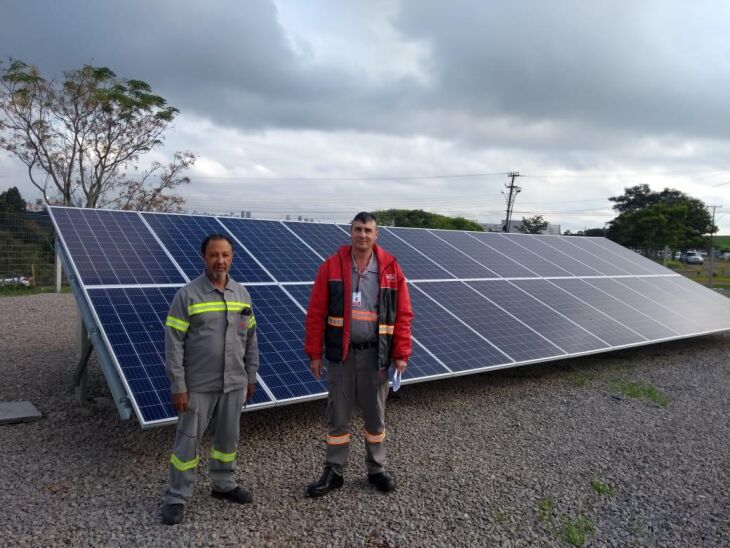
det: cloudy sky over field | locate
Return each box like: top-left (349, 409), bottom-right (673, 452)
top-left (2, 0), bottom-right (730, 231)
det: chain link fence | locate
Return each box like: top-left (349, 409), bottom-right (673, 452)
top-left (0, 210), bottom-right (62, 291)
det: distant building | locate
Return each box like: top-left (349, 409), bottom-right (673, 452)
top-left (480, 221), bottom-right (561, 235)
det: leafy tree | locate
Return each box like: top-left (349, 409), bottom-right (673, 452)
top-left (371, 209), bottom-right (483, 231)
top-left (607, 185), bottom-right (714, 252)
top-left (517, 215), bottom-right (548, 234)
top-left (582, 228), bottom-right (605, 237)
top-left (0, 187), bottom-right (54, 283)
top-left (0, 186), bottom-right (25, 213)
top-left (0, 60), bottom-right (193, 211)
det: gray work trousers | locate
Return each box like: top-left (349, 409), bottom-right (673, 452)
top-left (165, 389), bottom-right (245, 505)
top-left (325, 346), bottom-right (389, 475)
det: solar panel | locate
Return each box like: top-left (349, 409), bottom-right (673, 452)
top-left (142, 213), bottom-right (273, 283)
top-left (408, 284), bottom-right (513, 372)
top-left (503, 234), bottom-right (603, 277)
top-left (469, 232), bottom-right (572, 277)
top-left (52, 208), bottom-right (185, 286)
top-left (372, 228), bottom-right (454, 280)
top-left (513, 279), bottom-right (646, 347)
top-left (466, 280), bottom-right (608, 354)
top-left (532, 236), bottom-right (627, 276)
top-left (87, 286), bottom-right (275, 425)
top-left (283, 221), bottom-right (349, 260)
top-left (247, 285), bottom-right (328, 401)
top-left (430, 230), bottom-right (535, 278)
top-left (415, 281), bottom-right (566, 363)
top-left (49, 205), bottom-right (730, 429)
top-left (386, 228), bottom-right (497, 279)
top-left (219, 218), bottom-right (322, 282)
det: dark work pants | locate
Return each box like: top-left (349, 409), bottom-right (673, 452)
top-left (325, 346), bottom-right (389, 475)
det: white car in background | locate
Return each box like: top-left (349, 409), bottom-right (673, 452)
top-left (683, 252), bottom-right (703, 265)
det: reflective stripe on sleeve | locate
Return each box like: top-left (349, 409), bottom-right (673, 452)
top-left (364, 430), bottom-right (386, 444)
top-left (170, 454), bottom-right (200, 471)
top-left (165, 316), bottom-right (190, 333)
top-left (211, 449), bottom-right (236, 463)
top-left (248, 315), bottom-right (257, 329)
top-left (327, 316), bottom-right (344, 327)
top-left (326, 433), bottom-right (351, 445)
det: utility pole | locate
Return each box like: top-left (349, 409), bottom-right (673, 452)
top-left (708, 205), bottom-right (722, 288)
top-left (502, 172), bottom-right (521, 232)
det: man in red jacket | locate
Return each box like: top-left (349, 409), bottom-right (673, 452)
top-left (304, 211), bottom-right (413, 497)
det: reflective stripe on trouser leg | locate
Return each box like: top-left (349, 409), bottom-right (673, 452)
top-left (325, 360), bottom-right (356, 475)
top-left (355, 346), bottom-right (389, 475)
top-left (165, 391), bottom-right (218, 505)
top-left (209, 388), bottom-right (246, 493)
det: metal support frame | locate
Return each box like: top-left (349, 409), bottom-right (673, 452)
top-left (56, 238), bottom-right (133, 420)
top-left (73, 327), bottom-right (93, 401)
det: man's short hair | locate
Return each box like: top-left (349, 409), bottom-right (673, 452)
top-left (351, 211), bottom-right (377, 227)
top-left (201, 234), bottom-right (234, 255)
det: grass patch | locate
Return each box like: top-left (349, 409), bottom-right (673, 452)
top-left (561, 514), bottom-right (595, 547)
top-left (568, 370), bottom-right (599, 387)
top-left (493, 509), bottom-right (509, 524)
top-left (0, 285), bottom-right (69, 297)
top-left (609, 378), bottom-right (671, 407)
top-left (537, 498), bottom-right (555, 523)
top-left (591, 479), bottom-right (614, 496)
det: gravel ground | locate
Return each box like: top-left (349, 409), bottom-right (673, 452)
top-left (0, 293), bottom-right (728, 547)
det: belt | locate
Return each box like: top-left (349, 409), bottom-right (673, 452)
top-left (349, 340), bottom-right (378, 351)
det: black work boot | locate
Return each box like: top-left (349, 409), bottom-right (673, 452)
top-left (212, 486), bottom-right (253, 504)
top-left (368, 471), bottom-right (396, 493)
top-left (306, 466), bottom-right (344, 498)
top-left (161, 503), bottom-right (184, 525)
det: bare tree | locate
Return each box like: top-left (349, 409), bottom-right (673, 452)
top-left (0, 60), bottom-right (194, 209)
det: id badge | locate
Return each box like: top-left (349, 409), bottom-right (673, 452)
top-left (352, 291), bottom-right (362, 307)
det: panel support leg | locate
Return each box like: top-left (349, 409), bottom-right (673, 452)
top-left (74, 331), bottom-right (93, 402)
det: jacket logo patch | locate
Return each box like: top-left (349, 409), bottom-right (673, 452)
top-left (385, 273), bottom-right (395, 281)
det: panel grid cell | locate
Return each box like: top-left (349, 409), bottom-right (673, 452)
top-left (143, 213), bottom-right (272, 283)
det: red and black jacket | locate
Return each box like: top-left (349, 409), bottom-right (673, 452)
top-left (304, 244), bottom-right (413, 369)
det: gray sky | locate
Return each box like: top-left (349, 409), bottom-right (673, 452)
top-left (2, 0), bottom-right (730, 232)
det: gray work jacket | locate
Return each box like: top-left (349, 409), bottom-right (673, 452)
top-left (165, 274), bottom-right (259, 394)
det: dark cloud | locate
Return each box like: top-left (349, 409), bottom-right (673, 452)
top-left (1, 0), bottom-right (729, 147)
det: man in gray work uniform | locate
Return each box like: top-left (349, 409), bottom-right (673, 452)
top-left (160, 233), bottom-right (259, 525)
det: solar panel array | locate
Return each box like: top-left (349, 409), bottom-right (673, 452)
top-left (49, 206), bottom-right (730, 428)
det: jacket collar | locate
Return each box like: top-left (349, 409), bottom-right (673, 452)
top-left (199, 272), bottom-right (235, 293)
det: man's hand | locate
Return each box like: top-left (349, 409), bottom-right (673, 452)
top-left (246, 383), bottom-right (256, 402)
top-left (172, 391), bottom-right (189, 413)
top-left (310, 359), bottom-right (323, 379)
top-left (394, 359), bottom-right (407, 374)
